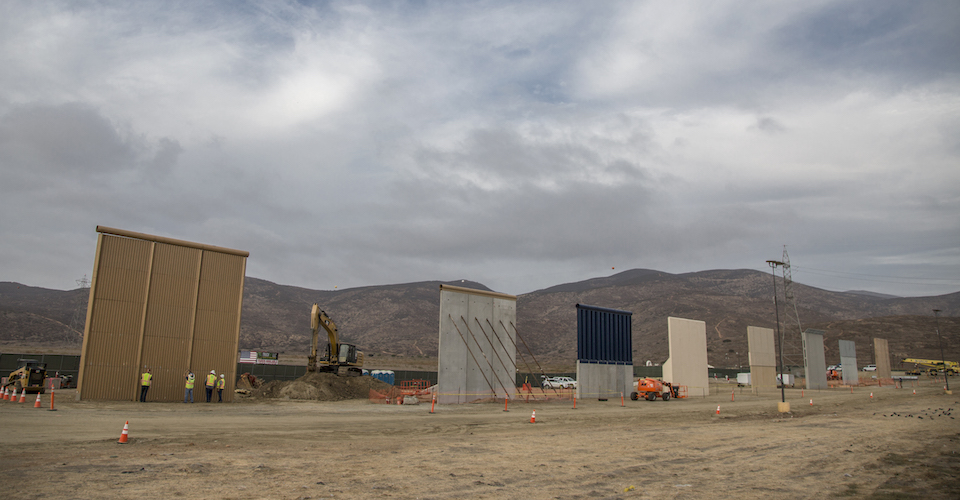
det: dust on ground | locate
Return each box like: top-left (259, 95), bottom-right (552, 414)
top-left (1, 381), bottom-right (958, 500)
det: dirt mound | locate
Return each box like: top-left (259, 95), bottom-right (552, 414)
top-left (253, 372), bottom-right (392, 401)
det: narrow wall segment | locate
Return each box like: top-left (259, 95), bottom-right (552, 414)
top-left (663, 317), bottom-right (709, 397)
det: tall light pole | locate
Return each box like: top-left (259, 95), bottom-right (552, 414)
top-left (934, 309), bottom-right (949, 392)
top-left (767, 260), bottom-right (786, 404)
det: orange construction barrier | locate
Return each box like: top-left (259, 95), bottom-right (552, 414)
top-left (118, 421), bottom-right (129, 444)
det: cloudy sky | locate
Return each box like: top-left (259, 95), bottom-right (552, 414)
top-left (1, 1), bottom-right (958, 297)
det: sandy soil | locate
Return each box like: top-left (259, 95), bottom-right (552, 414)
top-left (1, 381), bottom-right (958, 500)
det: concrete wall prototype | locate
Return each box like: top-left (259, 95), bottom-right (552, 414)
top-left (839, 340), bottom-right (858, 385)
top-left (747, 326), bottom-right (777, 392)
top-left (662, 317), bottom-right (709, 397)
top-left (79, 226), bottom-right (247, 402)
top-left (803, 329), bottom-right (828, 390)
top-left (874, 338), bottom-right (892, 379)
top-left (576, 362), bottom-right (633, 400)
top-left (437, 285), bottom-right (517, 404)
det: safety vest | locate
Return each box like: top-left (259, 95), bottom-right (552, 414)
top-left (217, 378), bottom-right (225, 390)
top-left (141, 372), bottom-right (152, 386)
top-left (206, 373), bottom-right (217, 387)
top-left (185, 374), bottom-right (195, 389)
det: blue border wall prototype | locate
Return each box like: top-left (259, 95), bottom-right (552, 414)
top-left (576, 304), bottom-right (632, 365)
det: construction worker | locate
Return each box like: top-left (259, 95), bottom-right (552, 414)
top-left (205, 370), bottom-right (217, 402)
top-left (140, 368), bottom-right (152, 402)
top-left (217, 373), bottom-right (225, 402)
top-left (184, 371), bottom-right (195, 403)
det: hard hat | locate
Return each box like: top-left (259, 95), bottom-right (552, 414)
top-left (220, 374), bottom-right (224, 378)
top-left (210, 370), bottom-right (215, 374)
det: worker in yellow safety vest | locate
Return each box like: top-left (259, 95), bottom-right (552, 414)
top-left (205, 370), bottom-right (217, 403)
top-left (140, 368), bottom-right (152, 402)
top-left (217, 374), bottom-right (225, 402)
top-left (184, 371), bottom-right (195, 403)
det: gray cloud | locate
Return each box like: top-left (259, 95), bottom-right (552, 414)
top-left (0, 1), bottom-right (958, 298)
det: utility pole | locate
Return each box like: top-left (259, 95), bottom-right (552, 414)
top-left (934, 309), bottom-right (949, 392)
top-left (767, 260), bottom-right (786, 404)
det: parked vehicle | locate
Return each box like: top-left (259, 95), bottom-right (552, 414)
top-left (862, 365), bottom-right (877, 371)
top-left (542, 377), bottom-right (577, 389)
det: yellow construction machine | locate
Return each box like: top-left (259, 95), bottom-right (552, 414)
top-left (901, 358), bottom-right (959, 376)
top-left (4, 359), bottom-right (47, 394)
top-left (308, 304), bottom-right (363, 376)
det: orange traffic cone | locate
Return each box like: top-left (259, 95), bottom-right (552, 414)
top-left (2, 388), bottom-right (9, 401)
top-left (716, 405), bottom-right (720, 415)
top-left (18, 390), bottom-right (26, 403)
top-left (530, 410), bottom-right (536, 423)
top-left (8, 388), bottom-right (16, 403)
top-left (34, 392), bottom-right (42, 408)
top-left (118, 421), bottom-right (129, 444)
top-left (809, 399), bottom-right (813, 406)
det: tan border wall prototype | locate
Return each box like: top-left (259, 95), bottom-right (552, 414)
top-left (874, 338), bottom-right (891, 380)
top-left (662, 317), bottom-right (709, 397)
top-left (78, 227), bottom-right (247, 402)
top-left (747, 326), bottom-right (777, 392)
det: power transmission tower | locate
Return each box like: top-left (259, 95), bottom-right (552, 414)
top-left (779, 247), bottom-right (805, 375)
top-left (70, 275), bottom-right (91, 337)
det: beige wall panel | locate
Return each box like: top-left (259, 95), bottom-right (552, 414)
top-left (141, 336), bottom-right (191, 402)
top-left (747, 326), bottom-right (778, 392)
top-left (188, 251), bottom-right (245, 400)
top-left (874, 338), bottom-right (892, 379)
top-left (751, 366), bottom-right (778, 394)
top-left (663, 317), bottom-right (709, 397)
top-left (140, 242), bottom-right (201, 401)
top-left (80, 235), bottom-right (152, 400)
top-left (80, 229), bottom-right (246, 402)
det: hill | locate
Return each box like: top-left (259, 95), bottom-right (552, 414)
top-left (1, 269), bottom-right (958, 370)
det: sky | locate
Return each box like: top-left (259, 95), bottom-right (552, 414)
top-left (1, 1), bottom-right (958, 298)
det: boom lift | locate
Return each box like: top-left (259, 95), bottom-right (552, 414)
top-left (308, 304), bottom-right (363, 376)
top-left (630, 377), bottom-right (681, 401)
top-left (901, 358), bottom-right (958, 376)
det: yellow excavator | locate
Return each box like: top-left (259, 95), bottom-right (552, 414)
top-left (308, 304), bottom-right (363, 376)
top-left (901, 358), bottom-right (958, 376)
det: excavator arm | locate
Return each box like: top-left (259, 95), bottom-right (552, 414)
top-left (308, 304), bottom-right (341, 372)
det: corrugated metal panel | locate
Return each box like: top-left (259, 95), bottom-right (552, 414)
top-left (79, 229), bottom-right (246, 402)
top-left (576, 304), bottom-right (632, 365)
top-left (140, 242), bottom-right (201, 402)
top-left (79, 235), bottom-right (152, 401)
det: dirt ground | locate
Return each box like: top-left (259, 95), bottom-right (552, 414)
top-left (1, 380), bottom-right (958, 500)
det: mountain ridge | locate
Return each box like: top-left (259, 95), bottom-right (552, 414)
top-left (1, 269), bottom-right (957, 370)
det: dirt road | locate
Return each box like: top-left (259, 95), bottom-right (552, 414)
top-left (1, 383), bottom-right (958, 499)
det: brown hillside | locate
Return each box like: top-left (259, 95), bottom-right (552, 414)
top-left (1, 270), bottom-right (958, 370)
